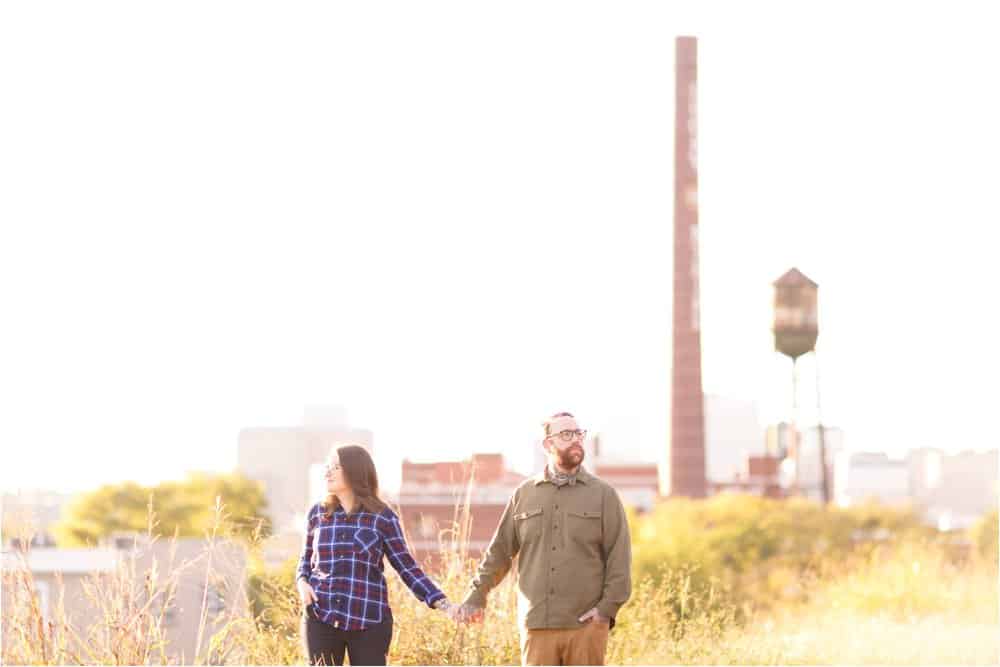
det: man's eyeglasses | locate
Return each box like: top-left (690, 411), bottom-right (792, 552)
top-left (546, 429), bottom-right (587, 442)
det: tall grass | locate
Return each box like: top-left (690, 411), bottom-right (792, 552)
top-left (677, 539), bottom-right (999, 665)
top-left (3, 495), bottom-right (997, 665)
top-left (3, 509), bottom-right (178, 664)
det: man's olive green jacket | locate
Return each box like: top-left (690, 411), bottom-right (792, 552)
top-left (461, 466), bottom-right (631, 630)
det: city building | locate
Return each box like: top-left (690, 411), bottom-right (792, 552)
top-left (764, 422), bottom-right (794, 458)
top-left (790, 425), bottom-right (845, 501)
top-left (909, 448), bottom-right (999, 530)
top-left (394, 454), bottom-right (525, 565)
top-left (699, 399), bottom-right (796, 499)
top-left (835, 451), bottom-right (917, 508)
top-left (237, 406), bottom-right (372, 534)
top-left (836, 447), bottom-right (998, 530)
top-left (1, 536), bottom-right (246, 663)
top-left (704, 395), bottom-right (765, 485)
top-left (592, 462), bottom-right (661, 511)
top-left (1, 545), bottom-right (117, 636)
top-left (1, 490), bottom-right (73, 546)
top-left (709, 454), bottom-right (784, 499)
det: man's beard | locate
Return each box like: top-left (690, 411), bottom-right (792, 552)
top-left (556, 445), bottom-right (585, 470)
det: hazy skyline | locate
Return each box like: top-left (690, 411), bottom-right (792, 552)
top-left (3, 2), bottom-right (998, 495)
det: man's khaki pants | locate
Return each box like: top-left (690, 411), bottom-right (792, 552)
top-left (520, 621), bottom-right (609, 666)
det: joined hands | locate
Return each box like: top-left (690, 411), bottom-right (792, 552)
top-left (445, 602), bottom-right (484, 624)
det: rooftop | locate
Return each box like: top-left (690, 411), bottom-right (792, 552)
top-left (1, 547), bottom-right (119, 574)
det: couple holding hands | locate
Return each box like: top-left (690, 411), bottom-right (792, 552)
top-left (297, 412), bottom-right (632, 666)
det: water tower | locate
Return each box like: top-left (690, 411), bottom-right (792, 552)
top-left (772, 268), bottom-right (830, 502)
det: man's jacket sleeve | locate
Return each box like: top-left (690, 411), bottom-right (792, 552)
top-left (597, 486), bottom-right (632, 620)
top-left (462, 490), bottom-right (520, 608)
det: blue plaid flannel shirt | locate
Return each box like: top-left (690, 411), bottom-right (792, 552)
top-left (297, 503), bottom-right (446, 630)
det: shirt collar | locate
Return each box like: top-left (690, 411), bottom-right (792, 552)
top-left (534, 465), bottom-right (592, 486)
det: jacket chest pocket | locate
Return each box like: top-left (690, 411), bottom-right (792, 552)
top-left (514, 508), bottom-right (543, 544)
top-left (567, 510), bottom-right (602, 545)
top-left (353, 527), bottom-right (381, 555)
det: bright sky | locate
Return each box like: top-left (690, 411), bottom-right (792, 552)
top-left (3, 2), bottom-right (998, 495)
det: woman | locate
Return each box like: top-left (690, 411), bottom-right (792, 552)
top-left (297, 444), bottom-right (452, 666)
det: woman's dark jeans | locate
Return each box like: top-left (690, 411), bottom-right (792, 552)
top-left (302, 606), bottom-right (393, 666)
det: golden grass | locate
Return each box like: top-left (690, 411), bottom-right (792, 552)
top-left (3, 496), bottom-right (997, 665)
top-left (634, 541), bottom-right (999, 665)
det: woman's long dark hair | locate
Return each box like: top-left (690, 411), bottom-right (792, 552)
top-left (322, 445), bottom-right (388, 517)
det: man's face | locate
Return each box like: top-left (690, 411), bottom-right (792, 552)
top-left (544, 415), bottom-right (586, 469)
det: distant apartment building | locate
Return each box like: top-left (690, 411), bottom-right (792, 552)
top-left (394, 454), bottom-right (525, 565)
top-left (570, 419), bottom-right (661, 511)
top-left (788, 425), bottom-right (845, 501)
top-left (1, 545), bottom-right (117, 634)
top-left (909, 448), bottom-right (999, 529)
top-left (758, 421), bottom-right (847, 501)
top-left (835, 451), bottom-right (912, 508)
top-left (590, 419), bottom-right (661, 511)
top-left (836, 447), bottom-right (999, 529)
top-left (700, 397), bottom-right (797, 499)
top-left (591, 461), bottom-right (661, 512)
top-left (709, 454), bottom-right (784, 498)
top-left (705, 395), bottom-right (766, 484)
top-left (1, 536), bottom-right (246, 663)
top-left (764, 421), bottom-right (795, 458)
top-left (237, 407), bottom-right (373, 534)
top-left (1, 490), bottom-right (74, 545)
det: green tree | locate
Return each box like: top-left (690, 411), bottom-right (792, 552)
top-left (52, 472), bottom-right (270, 547)
top-left (629, 494), bottom-right (934, 614)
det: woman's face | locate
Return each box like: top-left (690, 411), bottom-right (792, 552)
top-left (325, 452), bottom-right (349, 494)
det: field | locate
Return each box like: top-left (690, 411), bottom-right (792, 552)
top-left (3, 497), bottom-right (997, 665)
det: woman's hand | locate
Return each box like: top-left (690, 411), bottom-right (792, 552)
top-left (297, 577), bottom-right (317, 607)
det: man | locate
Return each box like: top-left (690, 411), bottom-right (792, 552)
top-left (451, 412), bottom-right (632, 666)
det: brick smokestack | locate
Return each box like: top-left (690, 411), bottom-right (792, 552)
top-left (670, 36), bottom-right (707, 498)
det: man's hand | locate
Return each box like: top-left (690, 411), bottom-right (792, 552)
top-left (297, 577), bottom-right (317, 607)
top-left (448, 603), bottom-right (485, 624)
top-left (578, 607), bottom-right (610, 625)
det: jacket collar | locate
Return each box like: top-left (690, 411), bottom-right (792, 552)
top-left (533, 464), bottom-right (593, 486)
